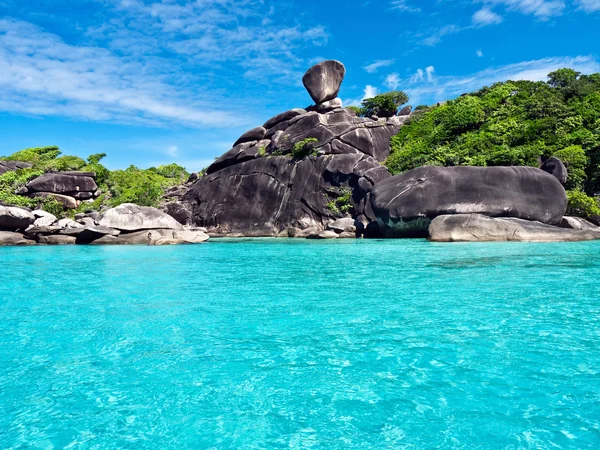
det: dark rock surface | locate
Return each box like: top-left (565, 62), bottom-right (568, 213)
top-left (371, 166), bottom-right (568, 237)
top-left (0, 160), bottom-right (33, 175)
top-left (302, 60), bottom-right (346, 105)
top-left (26, 172), bottom-right (98, 194)
top-left (183, 153), bottom-right (390, 236)
top-left (76, 225), bottom-right (121, 244)
top-left (429, 214), bottom-right (600, 242)
top-left (540, 156), bottom-right (568, 185)
top-left (0, 205), bottom-right (35, 230)
top-left (233, 126), bottom-right (267, 146)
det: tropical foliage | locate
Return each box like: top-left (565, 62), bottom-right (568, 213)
top-left (0, 146), bottom-right (188, 213)
top-left (385, 69), bottom-right (600, 216)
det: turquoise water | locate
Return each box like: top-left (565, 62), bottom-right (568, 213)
top-left (1, 240), bottom-right (600, 449)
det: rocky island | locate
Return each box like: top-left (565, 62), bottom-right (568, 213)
top-left (1, 61), bottom-right (600, 245)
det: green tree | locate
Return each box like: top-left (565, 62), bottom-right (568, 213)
top-left (361, 91), bottom-right (409, 117)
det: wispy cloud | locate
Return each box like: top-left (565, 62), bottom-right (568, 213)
top-left (0, 0), bottom-right (330, 128)
top-left (390, 0), bottom-right (421, 12)
top-left (576, 0), bottom-right (600, 12)
top-left (385, 73), bottom-right (401, 90)
top-left (477, 0), bottom-right (565, 20)
top-left (405, 55), bottom-right (600, 105)
top-left (363, 59), bottom-right (395, 74)
top-left (0, 19), bottom-right (249, 127)
top-left (476, 49), bottom-right (484, 57)
top-left (473, 7), bottom-right (503, 25)
top-left (421, 25), bottom-right (463, 46)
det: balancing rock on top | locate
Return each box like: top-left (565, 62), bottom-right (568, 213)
top-left (302, 60), bottom-right (346, 105)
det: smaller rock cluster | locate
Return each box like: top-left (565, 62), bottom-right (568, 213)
top-left (17, 171), bottom-right (101, 209)
top-left (0, 203), bottom-right (208, 246)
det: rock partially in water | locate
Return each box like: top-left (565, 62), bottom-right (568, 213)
top-left (0, 230), bottom-right (35, 245)
top-left (98, 203), bottom-right (183, 231)
top-left (559, 216), bottom-right (599, 231)
top-left (371, 166), bottom-right (567, 237)
top-left (38, 235), bottom-right (76, 245)
top-left (429, 214), bottom-right (600, 242)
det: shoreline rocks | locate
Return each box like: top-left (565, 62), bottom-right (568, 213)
top-left (429, 214), bottom-right (600, 242)
top-left (0, 203), bottom-right (209, 246)
top-left (370, 166), bottom-right (568, 237)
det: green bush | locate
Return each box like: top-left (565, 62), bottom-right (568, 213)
top-left (361, 91), bottom-right (409, 118)
top-left (553, 145), bottom-right (588, 190)
top-left (0, 168), bottom-right (43, 208)
top-left (566, 190), bottom-right (600, 217)
top-left (107, 165), bottom-right (182, 207)
top-left (291, 138), bottom-right (319, 159)
top-left (385, 68), bottom-right (600, 198)
top-left (326, 188), bottom-right (353, 215)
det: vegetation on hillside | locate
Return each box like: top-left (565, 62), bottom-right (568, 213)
top-left (0, 146), bottom-right (188, 214)
top-left (385, 69), bottom-right (600, 217)
top-left (349, 91), bottom-right (409, 118)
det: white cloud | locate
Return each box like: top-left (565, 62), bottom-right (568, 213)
top-left (472, 8), bottom-right (503, 25)
top-left (476, 49), bottom-right (484, 57)
top-left (390, 0), bottom-right (421, 12)
top-left (364, 85), bottom-right (378, 99)
top-left (385, 73), bottom-right (401, 90)
top-left (0, 19), bottom-right (249, 127)
top-left (363, 59), bottom-right (395, 74)
top-left (576, 0), bottom-right (600, 12)
top-left (478, 0), bottom-right (565, 19)
top-left (166, 145), bottom-right (179, 157)
top-left (405, 55), bottom-right (600, 105)
top-left (421, 25), bottom-right (462, 46)
top-left (425, 66), bottom-right (435, 82)
top-left (410, 67), bottom-right (435, 83)
top-left (411, 69), bottom-right (425, 83)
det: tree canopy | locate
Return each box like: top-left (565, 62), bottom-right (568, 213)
top-left (385, 68), bottom-right (600, 215)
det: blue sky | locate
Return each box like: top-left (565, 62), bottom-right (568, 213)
top-left (1, 0), bottom-right (599, 171)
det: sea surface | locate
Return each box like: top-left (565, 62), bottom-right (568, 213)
top-left (1, 239), bottom-right (600, 449)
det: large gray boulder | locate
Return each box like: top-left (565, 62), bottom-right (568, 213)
top-left (0, 205), bottom-right (35, 230)
top-left (540, 156), bottom-right (568, 185)
top-left (429, 214), bottom-right (600, 242)
top-left (302, 60), bottom-right (346, 105)
top-left (370, 166), bottom-right (567, 237)
top-left (0, 231), bottom-right (35, 245)
top-left (98, 203), bottom-right (184, 231)
top-left (0, 160), bottom-right (33, 175)
top-left (233, 126), bottom-right (267, 146)
top-left (183, 153), bottom-right (389, 236)
top-left (26, 172), bottom-right (97, 194)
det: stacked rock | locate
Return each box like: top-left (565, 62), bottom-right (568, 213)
top-left (177, 60), bottom-right (412, 236)
top-left (0, 160), bottom-right (33, 175)
top-left (0, 203), bottom-right (209, 245)
top-left (19, 172), bottom-right (101, 209)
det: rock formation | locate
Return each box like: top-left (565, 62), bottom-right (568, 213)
top-left (429, 214), bottom-right (600, 242)
top-left (302, 60), bottom-right (346, 105)
top-left (0, 160), bottom-right (33, 175)
top-left (370, 166), bottom-right (568, 237)
top-left (179, 60), bottom-right (408, 236)
top-left (0, 204), bottom-right (208, 246)
top-left (19, 171), bottom-right (101, 209)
